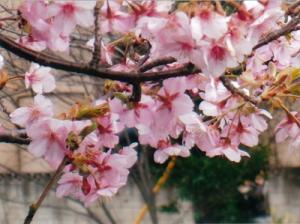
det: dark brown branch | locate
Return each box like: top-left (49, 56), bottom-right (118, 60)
top-left (220, 76), bottom-right (259, 105)
top-left (253, 16), bottom-right (300, 50)
top-left (90, 0), bottom-right (103, 67)
top-left (286, 0), bottom-right (300, 16)
top-left (139, 57), bottom-right (177, 72)
top-left (0, 11), bottom-right (298, 106)
top-left (0, 134), bottom-right (30, 144)
top-left (130, 82), bottom-right (142, 102)
top-left (0, 14), bottom-right (298, 84)
top-left (0, 35), bottom-right (199, 83)
top-left (129, 57), bottom-right (178, 102)
top-left (24, 156), bottom-right (68, 224)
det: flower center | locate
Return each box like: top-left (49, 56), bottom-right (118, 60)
top-left (62, 3), bottom-right (75, 15)
top-left (199, 9), bottom-right (211, 20)
top-left (211, 45), bottom-right (226, 61)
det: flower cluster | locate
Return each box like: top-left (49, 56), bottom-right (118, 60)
top-left (2, 0), bottom-right (299, 205)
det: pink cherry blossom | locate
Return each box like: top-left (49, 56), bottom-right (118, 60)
top-left (206, 143), bottom-right (250, 163)
top-left (57, 144), bottom-right (137, 205)
top-left (179, 112), bottom-right (207, 148)
top-left (157, 77), bottom-right (193, 116)
top-left (140, 12), bottom-right (198, 64)
top-left (154, 140), bottom-right (190, 164)
top-left (275, 112), bottom-right (300, 143)
top-left (195, 39), bottom-right (238, 77)
top-left (109, 94), bottom-right (154, 128)
top-left (56, 172), bottom-right (89, 200)
top-left (240, 109), bottom-right (272, 132)
top-left (100, 0), bottom-right (134, 33)
top-left (17, 36), bottom-right (47, 52)
top-left (19, 0), bottom-right (56, 30)
top-left (225, 18), bottom-right (254, 62)
top-left (95, 113), bottom-right (120, 148)
top-left (48, 0), bottom-right (95, 35)
top-left (195, 125), bottom-right (249, 162)
top-left (26, 119), bottom-right (88, 168)
top-left (25, 63), bottom-right (55, 94)
top-left (246, 45), bottom-right (273, 75)
top-left (191, 6), bottom-right (227, 40)
top-left (222, 121), bottom-right (260, 147)
top-left (199, 78), bottom-right (233, 116)
top-left (248, 3), bottom-right (283, 43)
top-left (10, 94), bottom-right (53, 128)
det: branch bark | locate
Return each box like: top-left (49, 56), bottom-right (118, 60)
top-left (253, 16), bottom-right (300, 50)
top-left (0, 8), bottom-right (298, 104)
top-left (0, 35), bottom-right (199, 83)
top-left (0, 133), bottom-right (30, 144)
top-left (24, 156), bottom-right (68, 224)
top-left (220, 76), bottom-right (259, 105)
top-left (90, 0), bottom-right (103, 67)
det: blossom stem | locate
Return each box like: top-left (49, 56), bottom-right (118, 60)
top-left (0, 16), bottom-right (18, 21)
top-left (23, 156), bottom-right (69, 224)
top-left (278, 94), bottom-right (300, 99)
top-left (275, 97), bottom-right (300, 127)
top-left (8, 75), bottom-right (24, 81)
top-left (134, 157), bottom-right (176, 224)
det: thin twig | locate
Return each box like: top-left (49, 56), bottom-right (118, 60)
top-left (253, 16), bottom-right (300, 51)
top-left (286, 0), bottom-right (300, 16)
top-left (90, 0), bottom-right (103, 67)
top-left (139, 57), bottom-right (177, 73)
top-left (220, 76), bottom-right (259, 105)
top-left (274, 97), bottom-right (300, 127)
top-left (23, 156), bottom-right (68, 224)
top-left (0, 133), bottom-right (29, 144)
top-left (135, 157), bottom-right (176, 224)
top-left (100, 201), bottom-right (117, 224)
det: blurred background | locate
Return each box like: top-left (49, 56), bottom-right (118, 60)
top-left (0, 0), bottom-right (299, 224)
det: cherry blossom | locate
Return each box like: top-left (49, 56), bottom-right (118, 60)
top-left (57, 143), bottom-right (137, 204)
top-left (48, 0), bottom-right (95, 35)
top-left (196, 39), bottom-right (239, 77)
top-left (95, 113), bottom-right (121, 148)
top-left (191, 5), bottom-right (227, 40)
top-left (10, 94), bottom-right (53, 128)
top-left (2, 0), bottom-right (299, 209)
top-left (109, 94), bottom-right (155, 128)
top-left (24, 63), bottom-right (55, 94)
top-left (27, 119), bottom-right (88, 168)
top-left (154, 139), bottom-right (190, 164)
top-left (275, 112), bottom-right (300, 143)
top-left (100, 0), bottom-right (134, 34)
top-left (207, 143), bottom-right (250, 163)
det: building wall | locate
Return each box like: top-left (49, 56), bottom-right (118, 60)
top-left (0, 175), bottom-right (194, 224)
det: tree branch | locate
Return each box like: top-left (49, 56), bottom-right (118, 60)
top-left (286, 0), bottom-right (300, 16)
top-left (0, 9), bottom-right (298, 106)
top-left (0, 133), bottom-right (30, 144)
top-left (24, 156), bottom-right (68, 224)
top-left (135, 157), bottom-right (176, 224)
top-left (90, 0), bottom-right (103, 67)
top-left (220, 76), bottom-right (259, 105)
top-left (253, 16), bottom-right (300, 50)
top-left (139, 57), bottom-right (177, 73)
top-left (0, 14), bottom-right (298, 84)
top-left (0, 35), bottom-right (199, 83)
